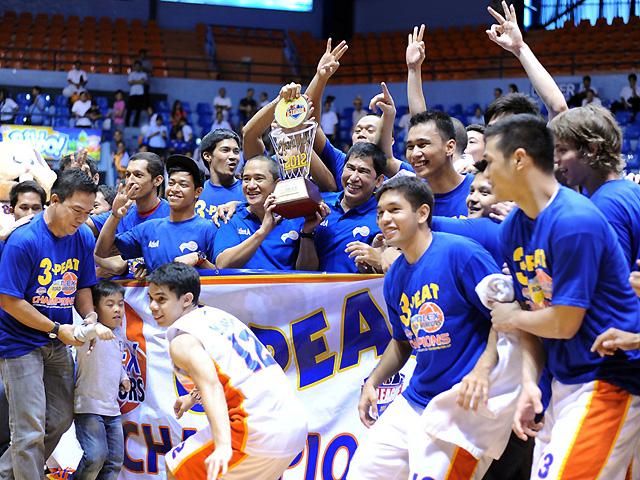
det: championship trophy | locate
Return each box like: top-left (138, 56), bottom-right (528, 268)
top-left (269, 96), bottom-right (322, 219)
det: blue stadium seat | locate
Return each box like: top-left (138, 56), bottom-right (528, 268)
top-left (625, 152), bottom-right (640, 171)
top-left (197, 115), bottom-right (212, 129)
top-left (54, 116), bottom-right (70, 128)
top-left (616, 111), bottom-right (632, 126)
top-left (154, 100), bottom-right (170, 114)
top-left (625, 125), bottom-right (640, 139)
top-left (196, 102), bottom-right (213, 115)
top-left (55, 95), bottom-right (68, 106)
top-left (622, 138), bottom-right (631, 154)
top-left (431, 104), bottom-right (444, 112)
top-left (16, 93), bottom-right (29, 105)
top-left (448, 104), bottom-right (463, 116)
top-left (95, 96), bottom-right (109, 110)
top-left (181, 101), bottom-right (192, 113)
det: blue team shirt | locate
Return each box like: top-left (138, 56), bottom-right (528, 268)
top-left (431, 216), bottom-right (502, 265)
top-left (195, 180), bottom-right (244, 220)
top-left (315, 192), bottom-right (380, 273)
top-left (432, 174), bottom-right (473, 218)
top-left (501, 187), bottom-right (640, 394)
top-left (384, 232), bottom-right (499, 409)
top-left (213, 204), bottom-right (303, 271)
top-left (115, 215), bottom-right (217, 272)
top-left (320, 140), bottom-right (414, 191)
top-left (91, 199), bottom-right (170, 234)
top-left (590, 179), bottom-right (640, 269)
top-left (0, 214), bottom-right (97, 358)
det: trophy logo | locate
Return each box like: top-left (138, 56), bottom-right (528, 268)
top-left (269, 96), bottom-right (322, 219)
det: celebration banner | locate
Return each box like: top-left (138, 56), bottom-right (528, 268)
top-left (116, 272), bottom-right (414, 480)
top-left (0, 124), bottom-right (101, 161)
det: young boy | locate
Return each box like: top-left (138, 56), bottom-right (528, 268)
top-left (73, 280), bottom-right (130, 480)
top-left (146, 262), bottom-right (307, 480)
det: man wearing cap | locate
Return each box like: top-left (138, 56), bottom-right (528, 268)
top-left (195, 129), bottom-right (245, 220)
top-left (95, 155), bottom-right (217, 273)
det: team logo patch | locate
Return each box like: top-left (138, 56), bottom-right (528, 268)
top-left (148, 240), bottom-right (159, 248)
top-left (238, 228), bottom-right (250, 235)
top-left (280, 230), bottom-right (299, 243)
top-left (47, 272), bottom-right (78, 298)
top-left (352, 226), bottom-right (370, 238)
top-left (179, 240), bottom-right (198, 253)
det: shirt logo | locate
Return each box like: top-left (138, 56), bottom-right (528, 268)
top-left (148, 240), bottom-right (159, 248)
top-left (352, 226), bottom-right (370, 238)
top-left (281, 230), bottom-right (299, 243)
top-left (320, 219), bottom-right (329, 227)
top-left (238, 228), bottom-right (251, 235)
top-left (179, 241), bottom-right (198, 253)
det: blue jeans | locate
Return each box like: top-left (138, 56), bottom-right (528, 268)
top-left (0, 341), bottom-right (75, 480)
top-left (74, 413), bottom-right (124, 480)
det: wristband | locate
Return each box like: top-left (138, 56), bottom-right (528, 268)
top-left (195, 251), bottom-right (207, 266)
top-left (300, 230), bottom-right (315, 239)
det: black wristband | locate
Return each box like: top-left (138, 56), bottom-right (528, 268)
top-left (300, 231), bottom-right (315, 239)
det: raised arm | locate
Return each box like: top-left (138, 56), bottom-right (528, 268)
top-left (94, 183), bottom-right (135, 258)
top-left (487, 2), bottom-right (568, 120)
top-left (369, 82), bottom-right (405, 177)
top-left (304, 38), bottom-right (348, 154)
top-left (406, 24), bottom-right (427, 115)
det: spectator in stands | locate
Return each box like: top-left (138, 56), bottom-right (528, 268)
top-left (179, 117), bottom-right (194, 144)
top-left (72, 91), bottom-right (93, 128)
top-left (145, 115), bottom-right (168, 159)
top-left (258, 91), bottom-right (269, 109)
top-left (468, 106), bottom-right (485, 125)
top-left (63, 60), bottom-right (88, 98)
top-left (95, 155), bottom-right (216, 273)
top-left (0, 89), bottom-right (18, 124)
top-left (92, 185), bottom-right (116, 215)
top-left (214, 156), bottom-right (307, 270)
top-left (494, 87), bottom-right (503, 99)
top-left (169, 129), bottom-right (191, 156)
top-left (352, 96), bottom-right (367, 128)
top-left (196, 129), bottom-right (244, 220)
top-left (508, 83), bottom-right (518, 93)
top-left (138, 49), bottom-right (153, 97)
top-left (568, 75), bottom-right (598, 108)
top-left (126, 61), bottom-right (148, 127)
top-left (239, 88), bottom-right (258, 126)
top-left (111, 129), bottom-right (125, 154)
top-left (406, 110), bottom-right (472, 217)
top-left (210, 110), bottom-right (232, 131)
top-left (170, 100), bottom-right (188, 128)
top-left (321, 95), bottom-right (339, 144)
top-left (213, 87), bottom-right (232, 121)
top-left (297, 142), bottom-right (385, 273)
top-left (88, 99), bottom-right (103, 128)
top-left (26, 86), bottom-right (47, 126)
top-left (113, 141), bottom-right (130, 178)
top-left (464, 124), bottom-right (485, 163)
top-left (612, 73), bottom-right (640, 122)
top-left (582, 89), bottom-right (602, 107)
top-left (0, 170), bottom-right (97, 480)
top-left (111, 90), bottom-right (126, 130)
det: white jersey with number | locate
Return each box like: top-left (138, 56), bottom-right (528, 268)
top-left (166, 306), bottom-right (307, 458)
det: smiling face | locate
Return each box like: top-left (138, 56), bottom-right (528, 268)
top-left (242, 159), bottom-right (277, 208)
top-left (148, 283), bottom-right (193, 327)
top-left (166, 171), bottom-right (201, 211)
top-left (466, 172), bottom-right (496, 218)
top-left (405, 121), bottom-right (454, 180)
top-left (464, 130), bottom-right (485, 163)
top-left (352, 115), bottom-right (382, 144)
top-left (554, 139), bottom-right (590, 188)
top-left (96, 292), bottom-right (124, 329)
top-left (377, 190), bottom-right (429, 250)
top-left (341, 155), bottom-right (382, 208)
top-left (125, 159), bottom-right (161, 201)
top-left (203, 139), bottom-right (240, 184)
top-left (91, 190), bottom-right (111, 215)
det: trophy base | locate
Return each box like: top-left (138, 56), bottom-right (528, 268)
top-left (273, 177), bottom-right (322, 219)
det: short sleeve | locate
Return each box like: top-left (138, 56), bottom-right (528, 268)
top-left (320, 139), bottom-right (347, 190)
top-left (213, 221), bottom-right (242, 262)
top-left (0, 241), bottom-right (35, 299)
top-left (458, 246), bottom-right (500, 318)
top-left (383, 267), bottom-right (407, 341)
top-left (90, 212), bottom-right (110, 235)
top-left (204, 223), bottom-right (218, 262)
top-left (115, 224), bottom-right (145, 260)
top-left (77, 231), bottom-right (97, 290)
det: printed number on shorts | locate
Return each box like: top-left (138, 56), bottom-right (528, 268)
top-left (232, 329), bottom-right (276, 372)
top-left (537, 453), bottom-right (554, 478)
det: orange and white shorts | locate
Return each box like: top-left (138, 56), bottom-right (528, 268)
top-left (165, 425), bottom-right (296, 480)
top-left (532, 379), bottom-right (640, 480)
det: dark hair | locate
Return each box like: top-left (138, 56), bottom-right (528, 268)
top-left (485, 93), bottom-right (541, 125)
top-left (485, 114), bottom-right (555, 174)
top-left (91, 280), bottom-right (125, 306)
top-left (451, 117), bottom-right (468, 155)
top-left (466, 123), bottom-right (486, 135)
top-left (408, 110), bottom-right (455, 143)
top-left (583, 75), bottom-right (591, 82)
top-left (59, 155), bottom-right (99, 178)
top-left (474, 159), bottom-right (488, 173)
top-left (147, 262), bottom-right (200, 305)
top-left (200, 128), bottom-right (241, 161)
top-left (345, 142), bottom-right (386, 177)
top-left (508, 83), bottom-right (518, 93)
top-left (494, 87), bottom-right (503, 95)
top-left (630, 73), bottom-right (637, 82)
top-left (33, 86), bottom-right (42, 93)
top-left (375, 176), bottom-right (434, 227)
top-left (50, 169), bottom-right (98, 202)
top-left (242, 155), bottom-right (279, 181)
top-left (9, 180), bottom-right (46, 208)
top-left (97, 185), bottom-right (117, 207)
top-left (167, 166), bottom-right (201, 188)
top-left (129, 151), bottom-right (164, 180)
